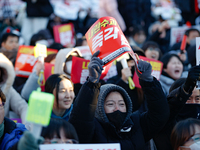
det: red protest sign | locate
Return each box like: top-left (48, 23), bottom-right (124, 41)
top-left (41, 63), bottom-right (54, 91)
top-left (15, 46), bottom-right (57, 78)
top-left (71, 57), bottom-right (111, 84)
top-left (133, 56), bottom-right (163, 88)
top-left (53, 23), bottom-right (75, 47)
top-left (180, 35), bottom-right (187, 51)
top-left (85, 16), bottom-right (132, 65)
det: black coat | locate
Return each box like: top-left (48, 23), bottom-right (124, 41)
top-left (22, 0), bottom-right (53, 17)
top-left (153, 86), bottom-right (191, 150)
top-left (69, 78), bottom-right (169, 150)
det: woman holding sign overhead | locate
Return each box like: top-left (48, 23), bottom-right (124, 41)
top-left (69, 51), bottom-right (169, 149)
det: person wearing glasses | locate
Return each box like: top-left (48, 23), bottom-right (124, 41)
top-left (141, 41), bottom-right (162, 60)
top-left (0, 89), bottom-right (27, 150)
top-left (171, 118), bottom-right (200, 150)
top-left (10, 118), bottom-right (79, 150)
top-left (69, 51), bottom-right (169, 150)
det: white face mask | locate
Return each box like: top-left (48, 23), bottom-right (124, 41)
top-left (189, 141), bottom-right (200, 150)
top-left (65, 61), bottom-right (72, 74)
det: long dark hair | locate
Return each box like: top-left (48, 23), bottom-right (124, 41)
top-left (45, 74), bottom-right (73, 108)
top-left (171, 118), bottom-right (200, 150)
top-left (41, 118), bottom-right (78, 141)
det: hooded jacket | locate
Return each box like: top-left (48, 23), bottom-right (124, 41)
top-left (107, 61), bottom-right (142, 112)
top-left (0, 53), bottom-right (27, 123)
top-left (54, 48), bottom-right (83, 96)
top-left (69, 78), bottom-right (169, 150)
top-left (0, 118), bottom-right (27, 150)
top-left (54, 48), bottom-right (82, 79)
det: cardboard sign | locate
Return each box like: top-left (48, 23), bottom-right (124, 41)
top-left (85, 16), bottom-right (132, 65)
top-left (53, 23), bottom-right (75, 47)
top-left (26, 88), bottom-right (54, 126)
top-left (133, 56), bottom-right (163, 88)
top-left (196, 37), bottom-right (200, 89)
top-left (40, 143), bottom-right (121, 150)
top-left (71, 57), bottom-right (111, 84)
top-left (41, 63), bottom-right (55, 91)
top-left (15, 46), bottom-right (57, 78)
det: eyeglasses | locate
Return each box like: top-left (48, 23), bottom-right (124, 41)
top-left (44, 138), bottom-right (79, 144)
top-left (180, 134), bottom-right (200, 148)
top-left (147, 47), bottom-right (160, 52)
top-left (0, 102), bottom-right (5, 107)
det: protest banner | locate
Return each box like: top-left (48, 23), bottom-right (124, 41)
top-left (71, 56), bottom-right (111, 84)
top-left (133, 56), bottom-right (163, 88)
top-left (40, 143), bottom-right (121, 150)
top-left (196, 37), bottom-right (200, 89)
top-left (27, 88), bottom-right (54, 138)
top-left (85, 16), bottom-right (133, 66)
top-left (53, 23), bottom-right (75, 47)
top-left (41, 63), bottom-right (55, 91)
top-left (15, 45), bottom-right (57, 78)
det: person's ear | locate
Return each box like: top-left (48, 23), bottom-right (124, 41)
top-left (1, 42), bottom-right (5, 48)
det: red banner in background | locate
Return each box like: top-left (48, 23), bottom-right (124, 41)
top-left (53, 23), bottom-right (75, 47)
top-left (133, 56), bottom-right (163, 88)
top-left (15, 46), bottom-right (57, 78)
top-left (85, 16), bottom-right (132, 66)
top-left (41, 63), bottom-right (55, 91)
top-left (71, 57), bottom-right (111, 84)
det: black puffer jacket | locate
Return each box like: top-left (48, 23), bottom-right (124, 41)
top-left (69, 78), bottom-right (169, 150)
top-left (153, 85), bottom-right (191, 150)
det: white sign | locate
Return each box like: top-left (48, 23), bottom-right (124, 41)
top-left (170, 25), bottom-right (200, 47)
top-left (40, 143), bottom-right (121, 150)
top-left (170, 26), bottom-right (188, 47)
top-left (196, 37), bottom-right (200, 89)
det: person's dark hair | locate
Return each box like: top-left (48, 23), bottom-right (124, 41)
top-left (48, 42), bottom-right (64, 51)
top-left (41, 118), bottom-right (78, 141)
top-left (45, 74), bottom-right (73, 108)
top-left (30, 33), bottom-right (46, 46)
top-left (131, 46), bottom-right (145, 57)
top-left (44, 53), bottom-right (57, 63)
top-left (169, 78), bottom-right (186, 93)
top-left (131, 25), bottom-right (146, 36)
top-left (160, 53), bottom-right (183, 69)
top-left (0, 32), bottom-right (19, 46)
top-left (0, 89), bottom-right (6, 102)
top-left (171, 118), bottom-right (200, 150)
top-left (141, 41), bottom-right (162, 60)
top-left (185, 28), bottom-right (200, 37)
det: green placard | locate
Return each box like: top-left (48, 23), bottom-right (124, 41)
top-left (34, 43), bottom-right (47, 58)
top-left (26, 88), bottom-right (54, 126)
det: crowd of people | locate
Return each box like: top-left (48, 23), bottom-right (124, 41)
top-left (1, 0), bottom-right (200, 150)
